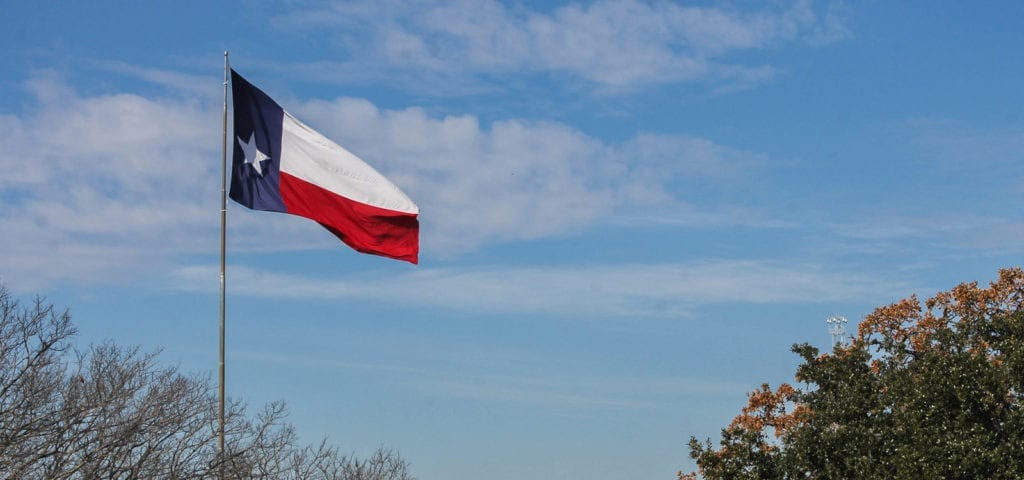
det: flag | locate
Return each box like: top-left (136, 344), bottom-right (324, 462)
top-left (230, 70), bottom-right (419, 264)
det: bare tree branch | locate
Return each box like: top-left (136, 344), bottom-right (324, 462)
top-left (0, 285), bottom-right (415, 480)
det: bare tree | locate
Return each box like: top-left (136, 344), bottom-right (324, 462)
top-left (340, 448), bottom-right (414, 480)
top-left (0, 285), bottom-right (414, 480)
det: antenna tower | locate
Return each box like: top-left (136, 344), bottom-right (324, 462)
top-left (826, 315), bottom-right (848, 346)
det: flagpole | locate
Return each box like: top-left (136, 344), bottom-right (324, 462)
top-left (219, 50), bottom-right (229, 478)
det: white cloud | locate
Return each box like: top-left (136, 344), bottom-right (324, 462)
top-left (294, 98), bottom-right (776, 254)
top-left (0, 74), bottom-right (778, 290)
top-left (273, 0), bottom-right (849, 91)
top-left (172, 260), bottom-right (904, 317)
top-left (0, 77), bottom-right (221, 289)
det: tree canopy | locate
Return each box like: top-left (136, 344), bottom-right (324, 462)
top-left (0, 285), bottom-right (414, 480)
top-left (683, 267), bottom-right (1024, 479)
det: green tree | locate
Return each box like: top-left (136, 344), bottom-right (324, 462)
top-left (682, 267), bottom-right (1024, 479)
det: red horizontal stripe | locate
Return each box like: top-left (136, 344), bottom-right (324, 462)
top-left (279, 172), bottom-right (419, 264)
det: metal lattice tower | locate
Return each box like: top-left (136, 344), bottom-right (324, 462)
top-left (826, 315), bottom-right (848, 346)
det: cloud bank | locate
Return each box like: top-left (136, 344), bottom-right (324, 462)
top-left (0, 74), bottom-right (771, 289)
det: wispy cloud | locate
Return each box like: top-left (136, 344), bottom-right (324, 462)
top-left (403, 372), bottom-right (751, 412)
top-left (95, 61), bottom-right (223, 99)
top-left (820, 118), bottom-right (1024, 258)
top-left (172, 260), bottom-right (905, 317)
top-left (237, 349), bottom-right (748, 412)
top-left (271, 0), bottom-right (850, 92)
top-left (828, 215), bottom-right (1024, 258)
top-left (893, 118), bottom-right (1024, 172)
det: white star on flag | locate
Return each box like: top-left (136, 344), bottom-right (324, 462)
top-left (237, 132), bottom-right (271, 175)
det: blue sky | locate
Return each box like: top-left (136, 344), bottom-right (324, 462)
top-left (2, 1), bottom-right (1023, 478)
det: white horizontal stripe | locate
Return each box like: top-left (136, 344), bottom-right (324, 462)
top-left (279, 111), bottom-right (419, 214)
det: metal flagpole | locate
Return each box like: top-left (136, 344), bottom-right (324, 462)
top-left (219, 50), bottom-right (229, 478)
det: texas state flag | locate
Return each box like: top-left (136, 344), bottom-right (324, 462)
top-left (230, 70), bottom-right (419, 264)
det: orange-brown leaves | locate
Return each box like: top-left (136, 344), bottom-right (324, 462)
top-left (775, 403), bottom-right (811, 436)
top-left (927, 267), bottom-right (1024, 319)
top-left (729, 383), bottom-right (805, 439)
top-left (856, 268), bottom-right (1024, 355)
top-left (907, 311), bottom-right (947, 352)
top-left (857, 295), bottom-right (921, 343)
